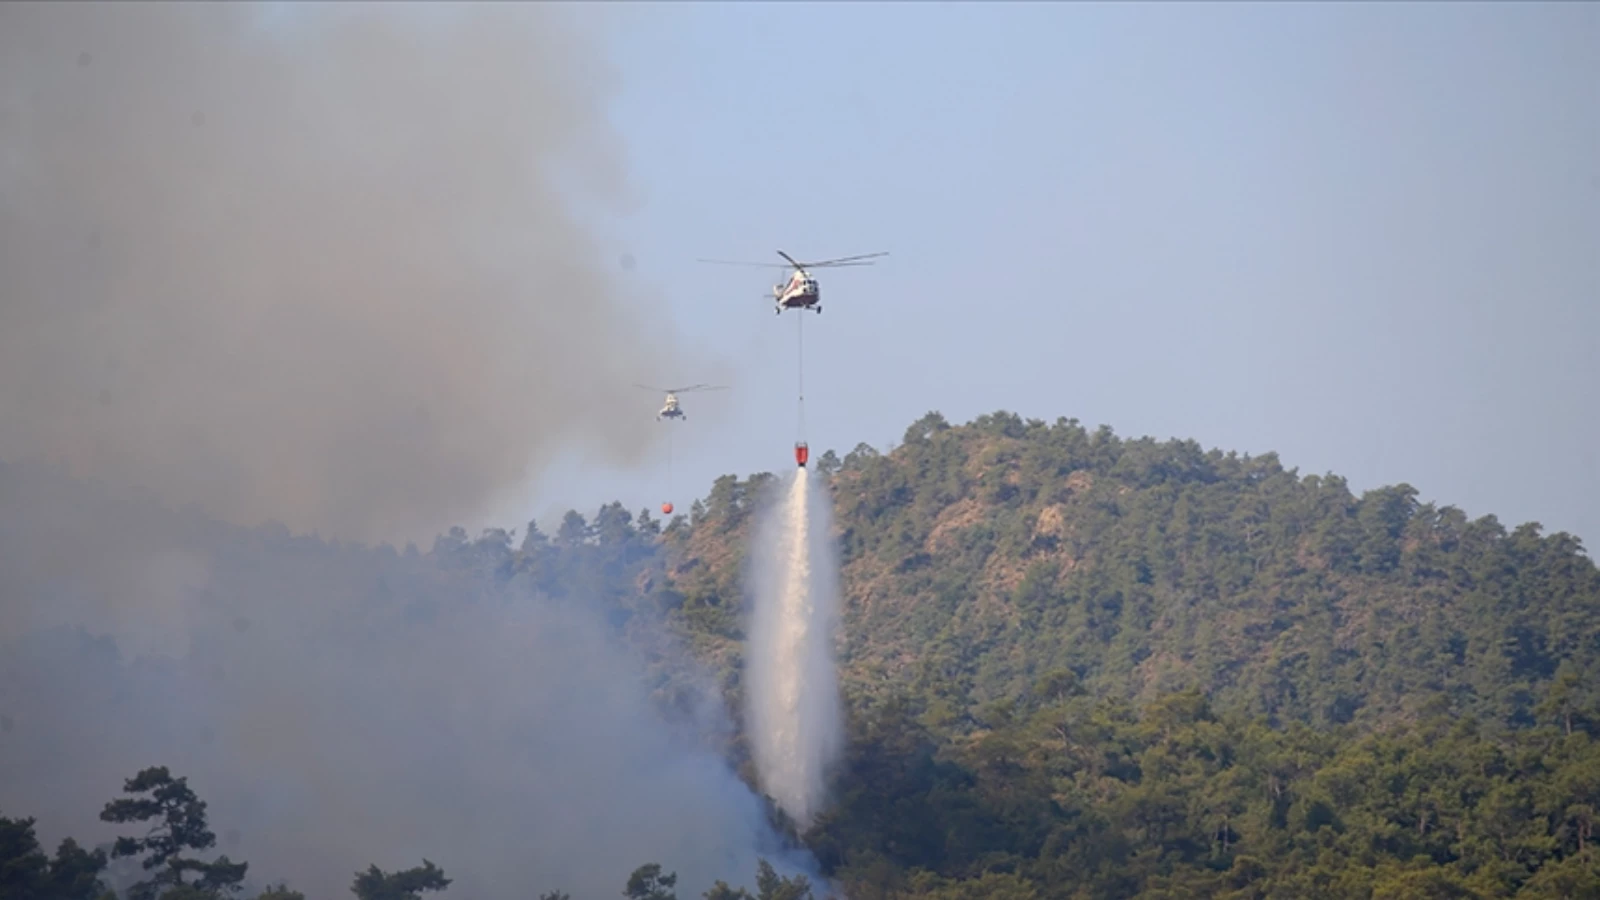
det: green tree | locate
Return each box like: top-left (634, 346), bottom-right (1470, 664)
top-left (903, 411), bottom-right (950, 446)
top-left (625, 863), bottom-right (677, 900)
top-left (349, 860), bottom-right (450, 900)
top-left (0, 815), bottom-right (113, 900)
top-left (43, 838), bottom-right (115, 900)
top-left (0, 814), bottom-right (50, 898)
top-left (817, 450), bottom-right (842, 478)
top-left (595, 502), bottom-right (636, 545)
top-left (557, 510), bottom-right (591, 546)
top-left (99, 767), bottom-right (247, 900)
top-left (754, 860), bottom-right (812, 900)
top-left (1519, 855), bottom-right (1600, 898)
top-left (520, 519), bottom-right (549, 552)
top-left (702, 883), bottom-right (753, 900)
top-left (1535, 661), bottom-right (1591, 736)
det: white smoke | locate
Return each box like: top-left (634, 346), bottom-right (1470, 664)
top-left (745, 468), bottom-right (845, 830)
top-left (0, 463), bottom-right (831, 899)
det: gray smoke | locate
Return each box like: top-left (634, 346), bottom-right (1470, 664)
top-left (0, 1), bottom-right (679, 546)
top-left (0, 4), bottom-right (829, 897)
top-left (0, 464), bottom-right (825, 897)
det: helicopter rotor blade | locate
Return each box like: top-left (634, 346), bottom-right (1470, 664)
top-left (696, 257), bottom-right (791, 269)
top-left (698, 251), bottom-right (888, 270)
top-left (800, 252), bottom-right (889, 268)
top-left (667, 384), bottom-right (729, 394)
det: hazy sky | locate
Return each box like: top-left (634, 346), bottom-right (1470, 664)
top-left (7, 2), bottom-right (1593, 548)
top-left (510, 1), bottom-right (1600, 548)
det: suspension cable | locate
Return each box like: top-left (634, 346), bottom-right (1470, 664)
top-left (796, 309), bottom-right (806, 442)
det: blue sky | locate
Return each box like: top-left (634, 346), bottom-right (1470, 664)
top-left (506, 2), bottom-right (1599, 546)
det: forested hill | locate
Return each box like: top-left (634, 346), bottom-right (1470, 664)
top-left (659, 410), bottom-right (1599, 736)
top-left (513, 410), bottom-right (1600, 897)
top-left (6, 410), bottom-right (1600, 899)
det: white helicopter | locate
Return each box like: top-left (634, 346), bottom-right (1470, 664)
top-left (635, 383), bottom-right (727, 421)
top-left (697, 250), bottom-right (888, 315)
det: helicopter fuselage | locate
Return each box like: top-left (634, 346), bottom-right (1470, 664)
top-left (774, 272), bottom-right (822, 314)
top-left (658, 394), bottom-right (685, 420)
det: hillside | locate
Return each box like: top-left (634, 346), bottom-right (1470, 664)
top-left (661, 411), bottom-right (1599, 737)
top-left (4, 411), bottom-right (1600, 899)
top-left (565, 410), bottom-right (1600, 898)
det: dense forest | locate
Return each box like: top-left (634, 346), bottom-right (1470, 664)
top-left (4, 410), bottom-right (1599, 898)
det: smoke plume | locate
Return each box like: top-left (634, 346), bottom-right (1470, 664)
top-left (0, 462), bottom-right (827, 898)
top-left (0, 5), bottom-right (830, 897)
top-left (0, 1), bottom-right (678, 546)
top-left (745, 468), bottom-right (846, 830)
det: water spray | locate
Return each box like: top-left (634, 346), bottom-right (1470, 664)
top-left (746, 467), bottom-right (843, 830)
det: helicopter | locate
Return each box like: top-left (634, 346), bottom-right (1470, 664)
top-left (697, 250), bottom-right (888, 315)
top-left (634, 383), bottom-right (727, 421)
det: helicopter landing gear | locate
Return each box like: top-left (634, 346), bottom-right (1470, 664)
top-left (814, 306), bottom-right (822, 314)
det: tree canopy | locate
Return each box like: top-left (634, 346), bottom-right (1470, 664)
top-left (5, 409), bottom-right (1599, 898)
